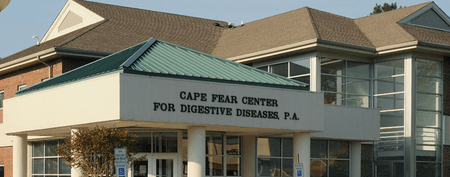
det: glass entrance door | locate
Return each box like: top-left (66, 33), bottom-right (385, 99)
top-left (133, 154), bottom-right (178, 177)
top-left (155, 159), bottom-right (174, 177)
top-left (150, 154), bottom-right (177, 177)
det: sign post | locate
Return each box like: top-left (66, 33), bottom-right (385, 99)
top-left (295, 163), bottom-right (303, 177)
top-left (115, 148), bottom-right (127, 177)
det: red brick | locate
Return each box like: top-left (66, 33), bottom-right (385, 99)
top-left (0, 146), bottom-right (13, 177)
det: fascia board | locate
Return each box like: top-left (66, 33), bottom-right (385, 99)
top-left (0, 47), bottom-right (109, 75)
top-left (230, 39), bottom-right (376, 63)
top-left (0, 48), bottom-right (56, 74)
top-left (229, 39), bottom-right (319, 63)
top-left (375, 41), bottom-right (450, 55)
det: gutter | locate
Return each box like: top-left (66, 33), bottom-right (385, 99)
top-left (0, 48), bottom-right (56, 75)
top-left (0, 47), bottom-right (110, 75)
top-left (229, 38), bottom-right (450, 64)
top-left (229, 38), bottom-right (377, 63)
top-left (37, 55), bottom-right (53, 79)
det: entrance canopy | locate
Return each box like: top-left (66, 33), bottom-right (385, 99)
top-left (5, 38), bottom-right (324, 136)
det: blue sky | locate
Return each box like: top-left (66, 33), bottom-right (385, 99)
top-left (1, 0), bottom-right (449, 58)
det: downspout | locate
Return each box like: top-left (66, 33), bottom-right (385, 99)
top-left (37, 56), bottom-right (52, 79)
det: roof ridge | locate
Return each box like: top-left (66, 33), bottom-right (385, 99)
top-left (355, 1), bottom-right (433, 20)
top-left (74, 0), bottom-right (227, 23)
top-left (307, 7), bottom-right (354, 19)
top-left (121, 38), bottom-right (157, 68)
top-left (306, 7), bottom-right (321, 39)
top-left (235, 7), bottom-right (309, 25)
top-left (59, 19), bottom-right (109, 48)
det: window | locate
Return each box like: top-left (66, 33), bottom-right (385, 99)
top-left (135, 132), bottom-right (178, 153)
top-left (182, 133), bottom-right (241, 177)
top-left (415, 59), bottom-right (442, 172)
top-left (0, 90), bottom-right (4, 109)
top-left (257, 137), bottom-right (293, 177)
top-left (0, 165), bottom-right (4, 177)
top-left (18, 84), bottom-right (26, 91)
top-left (310, 140), bottom-right (350, 177)
top-left (32, 140), bottom-right (70, 177)
top-left (321, 58), bottom-right (371, 107)
top-left (257, 57), bottom-right (311, 85)
top-left (374, 59), bottom-right (405, 154)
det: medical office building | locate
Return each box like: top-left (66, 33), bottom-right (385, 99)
top-left (0, 0), bottom-right (450, 177)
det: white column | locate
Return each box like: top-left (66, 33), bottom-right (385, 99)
top-left (13, 134), bottom-right (27, 177)
top-left (242, 136), bottom-right (256, 177)
top-left (350, 141), bottom-right (361, 177)
top-left (310, 56), bottom-right (321, 92)
top-left (293, 133), bottom-right (310, 177)
top-left (188, 127), bottom-right (205, 177)
top-left (71, 129), bottom-right (83, 177)
top-left (404, 57), bottom-right (416, 177)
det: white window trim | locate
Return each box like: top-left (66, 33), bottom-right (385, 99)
top-left (18, 84), bottom-right (26, 91)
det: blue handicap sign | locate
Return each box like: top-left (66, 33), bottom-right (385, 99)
top-left (297, 170), bottom-right (302, 177)
top-left (119, 168), bottom-right (125, 175)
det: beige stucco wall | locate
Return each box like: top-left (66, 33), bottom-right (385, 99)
top-left (119, 73), bottom-right (325, 133)
top-left (4, 73), bottom-right (121, 135)
top-left (311, 105), bottom-right (380, 141)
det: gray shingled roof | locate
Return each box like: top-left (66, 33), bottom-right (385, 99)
top-left (3, 1), bottom-right (450, 65)
top-left (1, 0), bottom-right (227, 64)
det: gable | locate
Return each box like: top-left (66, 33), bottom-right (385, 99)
top-left (58, 11), bottom-right (83, 32)
top-left (398, 2), bottom-right (450, 32)
top-left (41, 0), bottom-right (104, 42)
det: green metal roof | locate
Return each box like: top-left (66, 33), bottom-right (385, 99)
top-left (17, 38), bottom-right (308, 95)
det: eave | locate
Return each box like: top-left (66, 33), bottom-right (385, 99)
top-left (0, 47), bottom-right (110, 75)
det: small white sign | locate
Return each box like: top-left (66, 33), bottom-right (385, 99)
top-left (295, 163), bottom-right (303, 177)
top-left (115, 148), bottom-right (127, 177)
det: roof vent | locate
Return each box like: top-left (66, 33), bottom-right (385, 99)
top-left (213, 22), bottom-right (221, 27)
top-left (227, 22), bottom-right (235, 28)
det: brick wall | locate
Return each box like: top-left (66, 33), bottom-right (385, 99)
top-left (0, 146), bottom-right (12, 177)
top-left (361, 144), bottom-right (373, 177)
top-left (62, 58), bottom-right (95, 73)
top-left (444, 145), bottom-right (450, 177)
top-left (0, 58), bottom-right (64, 122)
top-left (444, 57), bottom-right (450, 115)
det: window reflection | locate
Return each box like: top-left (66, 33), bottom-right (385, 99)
top-left (311, 160), bottom-right (327, 177)
top-left (270, 63), bottom-right (288, 77)
top-left (257, 158), bottom-right (280, 177)
top-left (329, 160), bottom-right (349, 177)
top-left (256, 57), bottom-right (311, 85)
top-left (227, 136), bottom-right (240, 155)
top-left (153, 132), bottom-right (178, 153)
top-left (321, 58), bottom-right (370, 108)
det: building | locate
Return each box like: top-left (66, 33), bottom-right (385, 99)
top-left (0, 0), bottom-right (449, 177)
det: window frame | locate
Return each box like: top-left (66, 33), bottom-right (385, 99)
top-left (256, 137), bottom-right (294, 177)
top-left (320, 58), bottom-right (371, 108)
top-left (310, 140), bottom-right (351, 177)
top-left (0, 90), bottom-right (4, 109)
top-left (31, 140), bottom-right (71, 177)
top-left (18, 84), bottom-right (27, 91)
top-left (256, 57), bottom-right (312, 86)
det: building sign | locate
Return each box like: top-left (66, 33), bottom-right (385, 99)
top-left (115, 148), bottom-right (127, 177)
top-left (152, 91), bottom-right (300, 121)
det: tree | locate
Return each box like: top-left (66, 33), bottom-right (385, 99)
top-left (56, 126), bottom-right (144, 177)
top-left (370, 2), bottom-right (403, 15)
